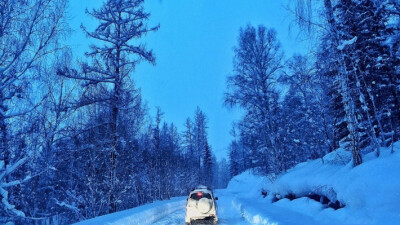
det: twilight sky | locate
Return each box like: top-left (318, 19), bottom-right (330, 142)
top-left (67, 0), bottom-right (308, 161)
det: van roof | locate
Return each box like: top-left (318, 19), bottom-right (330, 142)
top-left (190, 188), bottom-right (213, 195)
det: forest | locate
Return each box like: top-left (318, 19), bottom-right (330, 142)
top-left (227, 0), bottom-right (400, 177)
top-left (0, 0), bottom-right (399, 224)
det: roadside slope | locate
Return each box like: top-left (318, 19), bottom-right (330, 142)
top-left (227, 142), bottom-right (400, 225)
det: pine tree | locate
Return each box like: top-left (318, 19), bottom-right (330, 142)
top-left (182, 117), bottom-right (197, 189)
top-left (183, 118), bottom-right (195, 157)
top-left (152, 108), bottom-right (163, 200)
top-left (228, 140), bottom-right (240, 177)
top-left (193, 107), bottom-right (207, 184)
top-left (203, 142), bottom-right (213, 187)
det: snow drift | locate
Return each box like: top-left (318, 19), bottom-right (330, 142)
top-left (227, 142), bottom-right (400, 225)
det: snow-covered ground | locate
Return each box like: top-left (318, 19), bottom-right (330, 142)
top-left (152, 190), bottom-right (251, 225)
top-left (74, 197), bottom-right (186, 225)
top-left (75, 142), bottom-right (400, 225)
top-left (228, 142), bottom-right (400, 225)
top-left (74, 190), bottom-right (253, 225)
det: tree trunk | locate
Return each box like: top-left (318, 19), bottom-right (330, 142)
top-left (323, 0), bottom-right (362, 166)
top-left (0, 90), bottom-right (9, 182)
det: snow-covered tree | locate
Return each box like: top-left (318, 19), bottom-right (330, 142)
top-left (58, 0), bottom-right (158, 213)
top-left (0, 0), bottom-right (67, 220)
top-left (289, 0), bottom-right (400, 164)
top-left (280, 54), bottom-right (333, 165)
top-left (225, 24), bottom-right (284, 174)
top-left (213, 158), bottom-right (230, 189)
top-left (193, 107), bottom-right (208, 183)
top-left (183, 118), bottom-right (195, 157)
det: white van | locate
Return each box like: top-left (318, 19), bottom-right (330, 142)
top-left (185, 185), bottom-right (218, 224)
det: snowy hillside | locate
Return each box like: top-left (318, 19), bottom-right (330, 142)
top-left (227, 142), bottom-right (400, 225)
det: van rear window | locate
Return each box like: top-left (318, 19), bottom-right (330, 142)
top-left (190, 192), bottom-right (212, 200)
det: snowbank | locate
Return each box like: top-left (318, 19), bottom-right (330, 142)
top-left (226, 171), bottom-right (268, 197)
top-left (74, 197), bottom-right (186, 225)
top-left (227, 142), bottom-right (400, 225)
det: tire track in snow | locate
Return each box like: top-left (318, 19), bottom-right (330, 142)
top-left (153, 190), bottom-right (251, 225)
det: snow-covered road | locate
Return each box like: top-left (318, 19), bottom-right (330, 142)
top-left (153, 190), bottom-right (251, 225)
top-left (75, 189), bottom-right (252, 225)
top-left (76, 188), bottom-right (323, 225)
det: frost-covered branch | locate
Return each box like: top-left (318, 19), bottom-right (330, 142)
top-left (0, 157), bottom-right (28, 217)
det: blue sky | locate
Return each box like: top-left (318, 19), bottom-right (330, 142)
top-left (67, 0), bottom-right (307, 161)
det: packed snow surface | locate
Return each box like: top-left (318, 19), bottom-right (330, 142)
top-left (73, 197), bottom-right (186, 225)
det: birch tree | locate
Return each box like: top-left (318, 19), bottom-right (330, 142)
top-left (225, 24), bottom-right (284, 173)
top-left (0, 0), bottom-right (67, 219)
